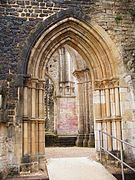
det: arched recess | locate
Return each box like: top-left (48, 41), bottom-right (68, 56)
top-left (22, 9), bottom-right (123, 169)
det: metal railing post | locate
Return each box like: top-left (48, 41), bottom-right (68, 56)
top-left (98, 130), bottom-right (135, 179)
top-left (99, 130), bottom-right (102, 162)
top-left (120, 141), bottom-right (125, 180)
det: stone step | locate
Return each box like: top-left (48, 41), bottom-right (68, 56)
top-left (57, 136), bottom-right (77, 146)
top-left (6, 173), bottom-right (49, 180)
top-left (45, 135), bottom-right (77, 147)
top-left (6, 176), bottom-right (49, 180)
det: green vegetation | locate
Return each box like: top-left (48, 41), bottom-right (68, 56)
top-left (115, 15), bottom-right (122, 24)
top-left (130, 10), bottom-right (135, 17)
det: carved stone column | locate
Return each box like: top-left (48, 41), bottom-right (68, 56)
top-left (115, 87), bottom-right (120, 117)
top-left (38, 81), bottom-right (44, 119)
top-left (23, 86), bottom-right (28, 118)
top-left (83, 72), bottom-right (90, 147)
top-left (101, 89), bottom-right (106, 118)
top-left (76, 82), bottom-right (84, 147)
top-left (31, 80), bottom-right (37, 119)
top-left (105, 87), bottom-right (111, 117)
top-left (31, 80), bottom-right (37, 157)
top-left (73, 68), bottom-right (92, 147)
top-left (104, 81), bottom-right (112, 151)
top-left (38, 81), bottom-right (45, 155)
top-left (23, 86), bottom-right (29, 155)
top-left (54, 98), bottom-right (57, 133)
top-left (114, 81), bottom-right (121, 149)
top-left (88, 81), bottom-right (94, 147)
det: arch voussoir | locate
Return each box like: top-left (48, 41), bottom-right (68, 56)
top-left (23, 15), bottom-right (123, 168)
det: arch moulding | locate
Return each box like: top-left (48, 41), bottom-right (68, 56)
top-left (21, 9), bottom-right (128, 170)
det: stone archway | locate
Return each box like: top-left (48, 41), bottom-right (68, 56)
top-left (22, 11), bottom-right (126, 170)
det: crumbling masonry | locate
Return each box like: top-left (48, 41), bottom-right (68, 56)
top-left (0, 0), bottom-right (135, 178)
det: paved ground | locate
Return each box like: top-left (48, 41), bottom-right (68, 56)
top-left (6, 147), bottom-right (117, 179)
top-left (45, 147), bottom-right (116, 180)
top-left (45, 147), bottom-right (96, 160)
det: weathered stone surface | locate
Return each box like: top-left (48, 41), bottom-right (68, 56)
top-left (0, 0), bottom-right (135, 178)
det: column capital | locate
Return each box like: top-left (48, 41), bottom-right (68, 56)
top-left (38, 81), bottom-right (45, 90)
top-left (73, 68), bottom-right (90, 83)
top-left (94, 80), bottom-right (105, 90)
top-left (31, 79), bottom-right (38, 89)
top-left (94, 78), bottom-right (119, 89)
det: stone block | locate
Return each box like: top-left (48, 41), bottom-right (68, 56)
top-left (17, 1), bottom-right (25, 6)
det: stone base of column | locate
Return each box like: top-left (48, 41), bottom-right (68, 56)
top-left (38, 156), bottom-right (46, 171)
top-left (83, 134), bottom-right (89, 147)
top-left (21, 154), bottom-right (46, 173)
top-left (76, 134), bottom-right (84, 147)
top-left (88, 133), bottom-right (95, 147)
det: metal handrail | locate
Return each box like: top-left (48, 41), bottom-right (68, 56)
top-left (99, 130), bottom-right (135, 180)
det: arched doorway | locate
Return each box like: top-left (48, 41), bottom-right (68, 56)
top-left (22, 13), bottom-right (126, 170)
top-left (44, 45), bottom-right (94, 147)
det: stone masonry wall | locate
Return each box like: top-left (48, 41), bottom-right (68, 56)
top-left (0, 0), bottom-right (135, 175)
top-left (0, 0), bottom-right (135, 78)
top-left (0, 0), bottom-right (94, 20)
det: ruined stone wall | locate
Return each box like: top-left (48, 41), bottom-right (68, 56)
top-left (0, 0), bottom-right (135, 79)
top-left (0, 0), bottom-right (135, 176)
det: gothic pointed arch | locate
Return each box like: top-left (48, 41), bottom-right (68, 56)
top-left (21, 8), bottom-right (126, 170)
top-left (20, 8), bottom-right (121, 82)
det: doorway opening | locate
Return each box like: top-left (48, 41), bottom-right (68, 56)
top-left (21, 15), bottom-right (126, 171)
top-left (44, 45), bottom-right (94, 147)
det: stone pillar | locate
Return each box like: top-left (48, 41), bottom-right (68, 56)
top-left (101, 88), bottom-right (108, 150)
top-left (101, 89), bottom-right (106, 118)
top-left (38, 121), bottom-right (45, 171)
top-left (83, 81), bottom-right (87, 147)
top-left (114, 82), bottom-right (121, 149)
top-left (23, 86), bottom-right (29, 155)
top-left (23, 86), bottom-right (28, 118)
top-left (110, 88), bottom-right (115, 117)
top-left (76, 83), bottom-right (84, 147)
top-left (23, 121), bottom-right (29, 155)
top-left (115, 87), bottom-right (120, 117)
top-left (94, 89), bottom-right (102, 119)
top-left (102, 121), bottom-right (107, 150)
top-left (116, 120), bottom-right (121, 150)
top-left (38, 122), bottom-right (45, 154)
top-left (88, 81), bottom-right (94, 147)
top-left (31, 121), bottom-right (36, 156)
top-left (93, 88), bottom-right (102, 150)
top-left (54, 98), bottom-right (57, 133)
top-left (38, 81), bottom-right (44, 119)
top-left (31, 80), bottom-right (37, 157)
top-left (38, 81), bottom-right (45, 155)
top-left (112, 120), bottom-right (117, 150)
top-left (31, 81), bottom-right (36, 119)
top-left (105, 88), bottom-right (111, 117)
top-left (105, 86), bottom-right (112, 151)
top-left (35, 120), bottom-right (39, 155)
top-left (83, 78), bottom-right (90, 147)
top-left (59, 47), bottom-right (65, 82)
top-left (65, 49), bottom-right (71, 82)
top-left (73, 68), bottom-right (92, 147)
top-left (107, 120), bottom-right (112, 151)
